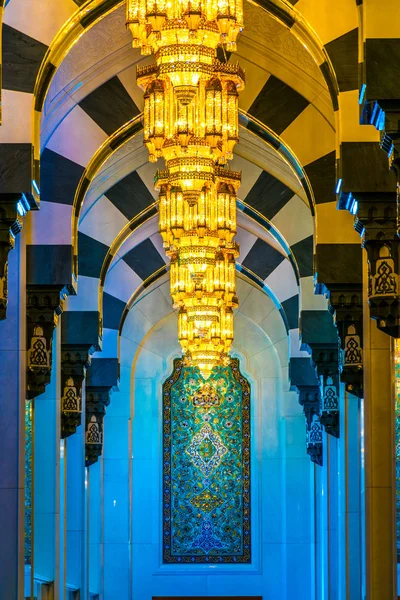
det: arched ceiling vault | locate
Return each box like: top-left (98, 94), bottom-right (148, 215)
top-left (31, 0), bottom-right (336, 368)
top-left (66, 113), bottom-right (314, 265)
top-left (2, 0), bottom-right (366, 368)
top-left (59, 111), bottom-right (315, 339)
top-left (32, 0), bottom-right (338, 152)
top-left (1, 0), bottom-right (344, 194)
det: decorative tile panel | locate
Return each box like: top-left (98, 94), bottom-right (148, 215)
top-left (163, 358), bottom-right (251, 563)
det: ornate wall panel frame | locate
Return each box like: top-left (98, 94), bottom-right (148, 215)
top-left (162, 358), bottom-right (251, 564)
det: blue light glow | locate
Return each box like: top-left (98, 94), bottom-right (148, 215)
top-left (359, 84), bottom-right (366, 105)
top-left (32, 180), bottom-right (40, 195)
top-left (377, 109), bottom-right (386, 131)
top-left (17, 194), bottom-right (30, 217)
top-left (351, 200), bottom-right (358, 216)
top-left (335, 178), bottom-right (342, 195)
top-left (370, 102), bottom-right (379, 126)
top-left (17, 202), bottom-right (26, 217)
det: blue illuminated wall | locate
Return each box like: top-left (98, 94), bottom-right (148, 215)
top-left (128, 300), bottom-right (315, 600)
top-left (163, 358), bottom-right (250, 564)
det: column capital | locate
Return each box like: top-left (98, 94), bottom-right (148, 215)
top-left (315, 244), bottom-right (363, 398)
top-left (337, 141), bottom-right (400, 338)
top-left (61, 311), bottom-right (102, 438)
top-left (300, 311), bottom-right (340, 438)
top-left (85, 358), bottom-right (119, 467)
top-left (85, 387), bottom-right (111, 468)
top-left (290, 357), bottom-right (323, 466)
top-left (354, 192), bottom-right (400, 337)
top-left (306, 414), bottom-right (323, 467)
top-left (61, 347), bottom-right (91, 439)
top-left (26, 285), bottom-right (65, 399)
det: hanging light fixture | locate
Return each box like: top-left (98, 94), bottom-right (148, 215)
top-left (127, 0), bottom-right (244, 378)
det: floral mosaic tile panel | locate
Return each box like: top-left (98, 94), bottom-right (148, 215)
top-left (163, 358), bottom-right (251, 563)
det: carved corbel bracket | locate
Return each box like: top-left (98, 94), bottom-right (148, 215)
top-left (85, 388), bottom-right (110, 467)
top-left (353, 192), bottom-right (400, 337)
top-left (26, 286), bottom-right (65, 399)
top-left (311, 348), bottom-right (340, 439)
top-left (375, 107), bottom-right (400, 177)
top-left (329, 287), bottom-right (364, 399)
top-left (60, 312), bottom-right (101, 439)
top-left (297, 385), bottom-right (321, 429)
top-left (300, 312), bottom-right (341, 438)
top-left (61, 347), bottom-right (91, 439)
top-left (299, 386), bottom-right (323, 467)
top-left (314, 245), bottom-right (363, 398)
top-left (290, 357), bottom-right (323, 466)
top-left (0, 194), bottom-right (27, 320)
top-left (84, 358), bottom-right (119, 467)
top-left (306, 413), bottom-right (323, 467)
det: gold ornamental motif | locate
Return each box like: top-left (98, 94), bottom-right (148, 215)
top-left (190, 489), bottom-right (224, 513)
top-left (192, 383), bottom-right (221, 408)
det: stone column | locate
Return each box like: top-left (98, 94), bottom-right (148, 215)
top-left (33, 324), bottom-right (63, 598)
top-left (283, 385), bottom-right (316, 600)
top-left (314, 451), bottom-right (328, 600)
top-left (300, 313), bottom-right (342, 599)
top-left (338, 389), bottom-right (362, 600)
top-left (88, 458), bottom-right (104, 598)
top-left (86, 359), bottom-right (118, 598)
top-left (26, 283), bottom-right (67, 598)
top-left (61, 311), bottom-right (100, 597)
top-left (0, 231), bottom-right (26, 599)
top-left (65, 427), bottom-right (86, 596)
top-left (363, 253), bottom-right (397, 599)
top-left (313, 245), bottom-right (364, 599)
top-left (338, 138), bottom-right (400, 599)
top-left (326, 432), bottom-right (339, 600)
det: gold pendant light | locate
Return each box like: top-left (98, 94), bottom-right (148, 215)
top-left (127, 0), bottom-right (244, 378)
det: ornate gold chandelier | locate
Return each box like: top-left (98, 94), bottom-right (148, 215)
top-left (127, 0), bottom-right (244, 378)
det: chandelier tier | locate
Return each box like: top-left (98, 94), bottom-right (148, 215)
top-left (127, 0), bottom-right (244, 378)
